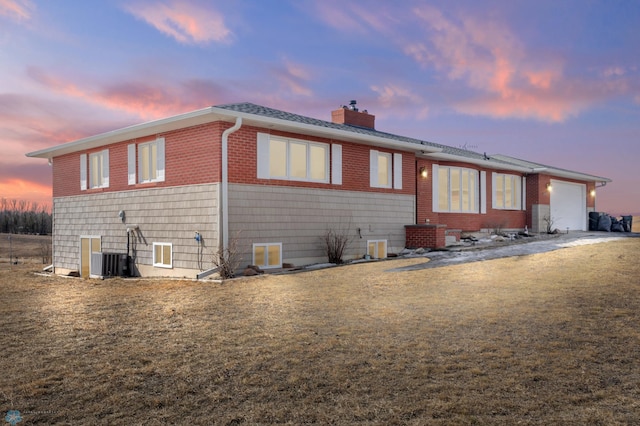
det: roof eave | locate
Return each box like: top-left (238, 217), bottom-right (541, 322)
top-left (423, 152), bottom-right (531, 173)
top-left (26, 107), bottom-right (227, 159)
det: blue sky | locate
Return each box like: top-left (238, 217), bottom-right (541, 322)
top-left (2, 0), bottom-right (639, 214)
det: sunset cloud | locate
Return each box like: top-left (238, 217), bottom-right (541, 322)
top-left (270, 59), bottom-right (313, 97)
top-left (0, 178), bottom-right (51, 210)
top-left (399, 6), bottom-right (623, 122)
top-left (26, 67), bottom-right (224, 120)
top-left (124, 1), bottom-right (232, 45)
top-left (371, 84), bottom-right (429, 119)
top-left (0, 0), bottom-right (33, 21)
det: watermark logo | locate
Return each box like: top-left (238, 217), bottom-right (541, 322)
top-left (4, 410), bottom-right (21, 426)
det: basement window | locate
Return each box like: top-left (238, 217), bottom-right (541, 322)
top-left (367, 240), bottom-right (387, 259)
top-left (253, 243), bottom-right (282, 269)
top-left (153, 242), bottom-right (173, 268)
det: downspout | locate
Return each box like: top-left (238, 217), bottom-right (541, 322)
top-left (221, 117), bottom-right (243, 252)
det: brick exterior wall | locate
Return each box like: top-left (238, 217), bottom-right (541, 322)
top-left (416, 158), bottom-right (527, 231)
top-left (405, 225), bottom-right (447, 249)
top-left (53, 122), bottom-right (224, 198)
top-left (226, 125), bottom-right (416, 195)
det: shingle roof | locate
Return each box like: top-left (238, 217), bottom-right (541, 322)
top-left (215, 103), bottom-right (524, 167)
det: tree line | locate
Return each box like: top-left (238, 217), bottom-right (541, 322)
top-left (1, 198), bottom-right (52, 235)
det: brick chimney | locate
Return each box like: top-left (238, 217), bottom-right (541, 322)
top-left (331, 100), bottom-right (375, 129)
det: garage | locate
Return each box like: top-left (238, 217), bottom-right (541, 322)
top-left (550, 180), bottom-right (587, 231)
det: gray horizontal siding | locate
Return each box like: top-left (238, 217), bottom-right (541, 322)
top-left (53, 184), bottom-right (219, 274)
top-left (228, 184), bottom-right (415, 266)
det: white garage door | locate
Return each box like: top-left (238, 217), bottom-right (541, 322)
top-left (550, 180), bottom-right (586, 231)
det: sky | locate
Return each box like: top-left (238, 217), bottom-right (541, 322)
top-left (1, 0), bottom-right (639, 215)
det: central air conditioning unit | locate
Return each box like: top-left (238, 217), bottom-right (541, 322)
top-left (90, 252), bottom-right (131, 278)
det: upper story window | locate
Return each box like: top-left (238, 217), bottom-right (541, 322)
top-left (493, 173), bottom-right (522, 210)
top-left (80, 150), bottom-right (109, 190)
top-left (257, 133), bottom-right (335, 184)
top-left (128, 137), bottom-right (165, 185)
top-left (433, 165), bottom-right (478, 213)
top-left (370, 150), bottom-right (402, 189)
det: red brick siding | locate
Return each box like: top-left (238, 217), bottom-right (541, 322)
top-left (416, 158), bottom-right (526, 231)
top-left (53, 122), bottom-right (223, 198)
top-left (53, 121), bottom-right (417, 198)
top-left (226, 125), bottom-right (416, 195)
top-left (405, 225), bottom-right (446, 249)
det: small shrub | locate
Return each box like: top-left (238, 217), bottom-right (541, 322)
top-left (323, 226), bottom-right (352, 264)
top-left (212, 235), bottom-right (241, 279)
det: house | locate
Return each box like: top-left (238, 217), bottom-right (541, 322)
top-left (27, 102), bottom-right (611, 278)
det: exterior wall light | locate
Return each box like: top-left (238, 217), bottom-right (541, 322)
top-left (590, 189), bottom-right (596, 197)
top-left (546, 183), bottom-right (552, 192)
top-left (419, 167), bottom-right (428, 178)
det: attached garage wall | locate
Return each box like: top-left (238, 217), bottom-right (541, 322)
top-left (550, 180), bottom-right (586, 231)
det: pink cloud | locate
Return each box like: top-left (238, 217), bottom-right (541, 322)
top-left (407, 6), bottom-right (605, 122)
top-left (26, 67), bottom-right (228, 121)
top-left (371, 84), bottom-right (429, 119)
top-left (124, 1), bottom-right (232, 45)
top-left (0, 0), bottom-right (33, 21)
top-left (270, 59), bottom-right (313, 97)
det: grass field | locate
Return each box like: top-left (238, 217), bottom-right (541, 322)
top-left (1, 238), bottom-right (639, 424)
top-left (0, 233), bottom-right (51, 264)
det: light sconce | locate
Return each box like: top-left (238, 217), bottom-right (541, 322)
top-left (419, 167), bottom-right (428, 178)
top-left (590, 189), bottom-right (596, 197)
top-left (546, 183), bottom-right (552, 192)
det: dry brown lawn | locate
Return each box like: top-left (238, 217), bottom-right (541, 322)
top-left (1, 239), bottom-right (639, 425)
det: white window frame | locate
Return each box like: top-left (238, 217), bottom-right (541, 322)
top-left (81, 150), bottom-right (109, 190)
top-left (153, 242), bottom-right (173, 268)
top-left (129, 137), bottom-right (165, 185)
top-left (259, 134), bottom-right (329, 183)
top-left (432, 165), bottom-right (479, 213)
top-left (252, 242), bottom-right (283, 269)
top-left (492, 173), bottom-right (522, 210)
top-left (370, 150), bottom-right (402, 189)
top-left (367, 239), bottom-right (387, 259)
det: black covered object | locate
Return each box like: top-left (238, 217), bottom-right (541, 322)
top-left (589, 212), bottom-right (600, 231)
top-left (597, 214), bottom-right (612, 232)
top-left (611, 221), bottom-right (624, 232)
top-left (621, 215), bottom-right (633, 232)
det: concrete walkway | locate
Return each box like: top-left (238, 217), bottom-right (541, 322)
top-left (388, 231), bottom-right (640, 272)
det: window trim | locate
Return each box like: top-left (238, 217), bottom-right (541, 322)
top-left (129, 137), bottom-right (165, 185)
top-left (370, 150), bottom-right (402, 189)
top-left (260, 134), bottom-right (329, 183)
top-left (81, 149), bottom-right (109, 190)
top-left (153, 242), bottom-right (173, 269)
top-left (432, 165), bottom-right (479, 213)
top-left (252, 242), bottom-right (283, 269)
top-left (367, 239), bottom-right (387, 259)
top-left (492, 172), bottom-right (522, 210)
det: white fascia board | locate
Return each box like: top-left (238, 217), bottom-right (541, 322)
top-left (208, 107), bottom-right (443, 154)
top-left (423, 152), bottom-right (531, 173)
top-left (26, 107), bottom-right (227, 159)
top-left (490, 154), bottom-right (611, 183)
top-left (541, 169), bottom-right (611, 183)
